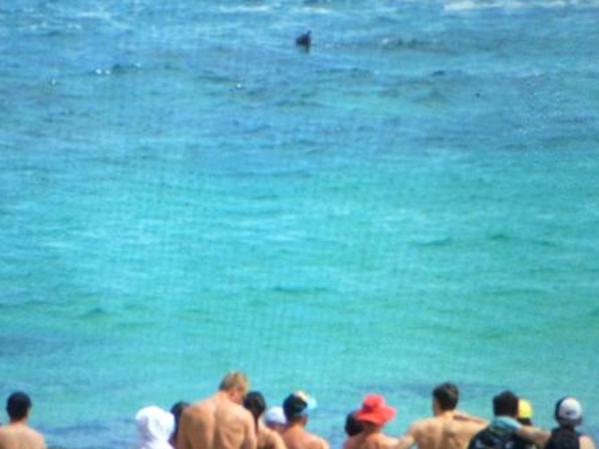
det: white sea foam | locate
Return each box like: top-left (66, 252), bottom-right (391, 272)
top-left (444, 0), bottom-right (599, 11)
top-left (218, 4), bottom-right (274, 13)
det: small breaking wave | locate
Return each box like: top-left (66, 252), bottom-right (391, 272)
top-left (444, 0), bottom-right (599, 12)
top-left (218, 4), bottom-right (274, 13)
top-left (90, 63), bottom-right (142, 76)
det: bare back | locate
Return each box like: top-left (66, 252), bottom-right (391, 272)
top-left (177, 393), bottom-right (256, 449)
top-left (0, 423), bottom-right (46, 449)
top-left (401, 416), bottom-right (485, 449)
top-left (282, 424), bottom-right (329, 449)
top-left (345, 432), bottom-right (398, 449)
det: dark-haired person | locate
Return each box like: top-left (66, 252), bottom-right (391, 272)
top-left (243, 392), bottom-right (286, 449)
top-left (343, 394), bottom-right (397, 449)
top-left (0, 392), bottom-right (46, 449)
top-left (516, 397), bottom-right (596, 449)
top-left (169, 401), bottom-right (189, 448)
top-left (467, 391), bottom-right (521, 449)
top-left (397, 383), bottom-right (486, 449)
top-left (345, 411), bottom-right (364, 438)
top-left (281, 391), bottom-right (329, 449)
top-left (177, 372), bottom-right (256, 449)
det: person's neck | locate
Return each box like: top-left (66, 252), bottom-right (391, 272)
top-left (9, 418), bottom-right (27, 426)
top-left (435, 410), bottom-right (454, 419)
top-left (216, 390), bottom-right (234, 403)
top-left (288, 420), bottom-right (306, 430)
top-left (364, 427), bottom-right (382, 437)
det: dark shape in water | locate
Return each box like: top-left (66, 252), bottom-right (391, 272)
top-left (296, 31), bottom-right (311, 51)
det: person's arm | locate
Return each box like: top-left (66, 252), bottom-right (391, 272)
top-left (395, 425), bottom-right (416, 449)
top-left (318, 436), bottom-right (330, 449)
top-left (453, 411), bottom-right (488, 425)
top-left (516, 426), bottom-right (550, 448)
top-left (580, 436), bottom-right (596, 449)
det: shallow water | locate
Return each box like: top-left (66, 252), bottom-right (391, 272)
top-left (1, 0), bottom-right (599, 448)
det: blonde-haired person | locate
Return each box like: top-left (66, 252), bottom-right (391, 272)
top-left (177, 372), bottom-right (256, 449)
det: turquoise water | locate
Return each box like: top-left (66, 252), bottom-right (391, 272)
top-left (1, 1), bottom-right (599, 448)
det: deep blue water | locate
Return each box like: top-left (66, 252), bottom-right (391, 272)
top-left (1, 1), bottom-right (599, 448)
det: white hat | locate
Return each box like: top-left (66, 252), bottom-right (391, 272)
top-left (555, 397), bottom-right (582, 425)
top-left (135, 406), bottom-right (175, 449)
top-left (264, 406), bottom-right (286, 426)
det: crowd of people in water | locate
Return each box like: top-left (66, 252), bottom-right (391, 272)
top-left (0, 372), bottom-right (596, 449)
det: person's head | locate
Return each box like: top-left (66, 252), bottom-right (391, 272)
top-left (136, 406), bottom-right (175, 446)
top-left (219, 371), bottom-right (249, 404)
top-left (244, 391), bottom-right (266, 432)
top-left (264, 406), bottom-right (287, 433)
top-left (493, 391), bottom-right (519, 417)
top-left (345, 410), bottom-right (364, 437)
top-left (517, 399), bottom-right (533, 426)
top-left (283, 391), bottom-right (317, 425)
top-left (554, 397), bottom-right (583, 428)
top-left (432, 383), bottom-right (459, 415)
top-left (6, 392), bottom-right (32, 422)
top-left (354, 394), bottom-right (396, 431)
top-left (170, 401), bottom-right (189, 442)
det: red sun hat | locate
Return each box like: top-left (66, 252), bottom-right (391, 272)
top-left (355, 394), bottom-right (396, 426)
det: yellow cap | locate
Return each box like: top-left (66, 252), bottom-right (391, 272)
top-left (518, 399), bottom-right (533, 419)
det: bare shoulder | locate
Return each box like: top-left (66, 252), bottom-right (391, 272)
top-left (31, 427), bottom-right (45, 441)
top-left (233, 402), bottom-right (254, 422)
top-left (318, 435), bottom-right (330, 449)
top-left (32, 429), bottom-right (46, 448)
top-left (192, 398), bottom-right (213, 411)
top-left (409, 417), bottom-right (437, 435)
top-left (185, 399), bottom-right (214, 421)
top-left (456, 420), bottom-right (486, 435)
top-left (311, 433), bottom-right (329, 449)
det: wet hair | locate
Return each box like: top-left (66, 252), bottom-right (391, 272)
top-left (170, 401), bottom-right (189, 441)
top-left (244, 391), bottom-right (266, 432)
top-left (219, 372), bottom-right (249, 394)
top-left (345, 411), bottom-right (364, 437)
top-left (6, 392), bottom-right (32, 421)
top-left (433, 383), bottom-right (459, 411)
top-left (493, 391), bottom-right (519, 417)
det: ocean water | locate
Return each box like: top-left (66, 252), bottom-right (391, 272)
top-left (1, 0), bottom-right (599, 448)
